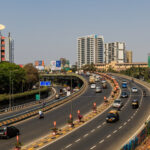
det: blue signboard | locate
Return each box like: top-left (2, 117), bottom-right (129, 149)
top-left (45, 81), bottom-right (51, 86)
top-left (39, 60), bottom-right (42, 66)
top-left (56, 60), bottom-right (61, 67)
top-left (40, 81), bottom-right (45, 86)
top-left (40, 81), bottom-right (51, 86)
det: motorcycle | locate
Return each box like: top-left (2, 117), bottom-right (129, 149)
top-left (39, 113), bottom-right (44, 119)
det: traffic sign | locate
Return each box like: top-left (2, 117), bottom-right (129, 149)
top-left (45, 81), bottom-right (51, 86)
top-left (36, 94), bottom-right (40, 101)
top-left (40, 81), bottom-right (51, 86)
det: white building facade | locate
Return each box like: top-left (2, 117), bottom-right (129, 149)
top-left (105, 42), bottom-right (125, 63)
top-left (0, 33), bottom-right (14, 63)
top-left (77, 34), bottom-right (104, 68)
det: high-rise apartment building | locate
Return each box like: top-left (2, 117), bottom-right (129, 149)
top-left (0, 33), bottom-right (14, 63)
top-left (105, 42), bottom-right (125, 63)
top-left (125, 50), bottom-right (132, 63)
top-left (77, 34), bottom-right (104, 68)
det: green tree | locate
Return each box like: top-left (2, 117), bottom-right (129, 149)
top-left (0, 62), bottom-right (26, 94)
top-left (81, 63), bottom-right (96, 71)
top-left (24, 63), bottom-right (39, 90)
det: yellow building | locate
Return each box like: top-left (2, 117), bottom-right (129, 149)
top-left (95, 61), bottom-right (148, 71)
top-left (126, 50), bottom-right (132, 63)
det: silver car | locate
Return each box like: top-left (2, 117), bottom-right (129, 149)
top-left (95, 86), bottom-right (102, 93)
top-left (113, 99), bottom-right (123, 108)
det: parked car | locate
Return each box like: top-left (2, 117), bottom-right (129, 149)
top-left (0, 126), bottom-right (20, 139)
top-left (131, 87), bottom-right (138, 93)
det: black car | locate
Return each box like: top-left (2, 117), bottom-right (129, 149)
top-left (0, 126), bottom-right (20, 139)
top-left (121, 91), bottom-right (128, 98)
top-left (106, 110), bottom-right (119, 123)
top-left (132, 99), bottom-right (139, 109)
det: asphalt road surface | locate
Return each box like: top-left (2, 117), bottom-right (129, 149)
top-left (0, 76), bottom-right (112, 150)
top-left (40, 75), bottom-right (150, 150)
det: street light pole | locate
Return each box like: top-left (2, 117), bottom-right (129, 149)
top-left (39, 74), bottom-right (41, 101)
top-left (71, 76), bottom-right (73, 114)
top-left (9, 71), bottom-right (11, 108)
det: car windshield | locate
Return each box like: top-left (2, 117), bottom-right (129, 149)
top-left (132, 87), bottom-right (137, 89)
top-left (122, 92), bottom-right (127, 95)
top-left (114, 100), bottom-right (121, 103)
top-left (107, 113), bottom-right (116, 118)
top-left (132, 100), bottom-right (137, 102)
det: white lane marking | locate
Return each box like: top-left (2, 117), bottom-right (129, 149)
top-left (91, 129), bottom-right (95, 133)
top-left (113, 130), bottom-right (117, 134)
top-left (83, 133), bottom-right (88, 137)
top-left (97, 125), bottom-right (101, 128)
top-left (65, 144), bottom-right (72, 148)
top-left (106, 134), bottom-right (111, 138)
top-left (99, 139), bottom-right (104, 144)
top-left (90, 145), bottom-right (96, 149)
top-left (131, 116), bottom-right (133, 119)
top-left (75, 139), bottom-right (80, 142)
top-left (128, 119), bottom-right (131, 122)
top-left (124, 122), bottom-right (127, 126)
top-left (119, 126), bottom-right (122, 129)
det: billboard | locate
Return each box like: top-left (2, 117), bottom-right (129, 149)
top-left (51, 60), bottom-right (61, 71)
top-left (36, 66), bottom-right (44, 70)
top-left (35, 60), bottom-right (44, 66)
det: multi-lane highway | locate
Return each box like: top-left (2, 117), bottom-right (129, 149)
top-left (0, 75), bottom-right (112, 150)
top-left (39, 75), bottom-right (150, 150)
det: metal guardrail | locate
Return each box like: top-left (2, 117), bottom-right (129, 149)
top-left (0, 75), bottom-right (88, 127)
top-left (0, 87), bottom-right (56, 114)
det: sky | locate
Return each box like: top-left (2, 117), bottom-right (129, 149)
top-left (0, 0), bottom-right (150, 65)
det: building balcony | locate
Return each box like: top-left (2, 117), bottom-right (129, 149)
top-left (1, 47), bottom-right (5, 50)
top-left (1, 57), bottom-right (5, 61)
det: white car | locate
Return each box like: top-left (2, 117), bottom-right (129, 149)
top-left (113, 99), bottom-right (123, 108)
top-left (91, 84), bottom-right (96, 89)
top-left (101, 80), bottom-right (106, 84)
top-left (131, 87), bottom-right (138, 93)
top-left (95, 86), bottom-right (102, 93)
top-left (112, 76), bottom-right (116, 79)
